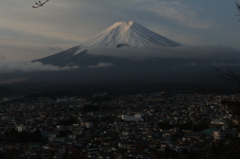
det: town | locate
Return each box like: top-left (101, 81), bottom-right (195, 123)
top-left (0, 91), bottom-right (240, 159)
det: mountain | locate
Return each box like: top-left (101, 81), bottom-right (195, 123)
top-left (17, 21), bottom-right (229, 93)
top-left (34, 21), bottom-right (181, 66)
top-left (81, 21), bottom-right (181, 48)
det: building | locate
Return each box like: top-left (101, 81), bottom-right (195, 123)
top-left (213, 131), bottom-right (226, 140)
top-left (17, 124), bottom-right (26, 132)
top-left (121, 115), bottom-right (144, 122)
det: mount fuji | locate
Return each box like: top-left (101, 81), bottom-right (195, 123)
top-left (34, 21), bottom-right (181, 67)
top-left (80, 21), bottom-right (181, 48)
top-left (8, 21), bottom-right (226, 93)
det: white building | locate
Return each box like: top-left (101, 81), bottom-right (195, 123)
top-left (85, 122), bottom-right (93, 128)
top-left (121, 115), bottom-right (144, 122)
top-left (211, 120), bottom-right (224, 125)
top-left (122, 131), bottom-right (132, 136)
top-left (213, 131), bottom-right (225, 140)
top-left (17, 124), bottom-right (26, 132)
top-left (134, 113), bottom-right (144, 118)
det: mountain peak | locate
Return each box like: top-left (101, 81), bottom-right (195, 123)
top-left (81, 21), bottom-right (181, 48)
top-left (115, 21), bottom-right (134, 26)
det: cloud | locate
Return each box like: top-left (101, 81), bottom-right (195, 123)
top-left (184, 62), bottom-right (198, 67)
top-left (88, 45), bottom-right (240, 60)
top-left (212, 62), bottom-right (240, 66)
top-left (89, 62), bottom-right (114, 68)
top-left (0, 78), bottom-right (26, 85)
top-left (139, 0), bottom-right (212, 29)
top-left (0, 56), bottom-right (78, 74)
top-left (0, 0), bottom-right (210, 45)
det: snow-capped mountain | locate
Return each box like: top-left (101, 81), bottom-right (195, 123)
top-left (81, 21), bottom-right (181, 48)
top-left (34, 21), bottom-right (181, 66)
top-left (11, 21), bottom-right (228, 92)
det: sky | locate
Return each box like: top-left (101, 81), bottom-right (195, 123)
top-left (0, 0), bottom-right (240, 61)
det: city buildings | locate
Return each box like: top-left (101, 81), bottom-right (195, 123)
top-left (0, 92), bottom-right (239, 158)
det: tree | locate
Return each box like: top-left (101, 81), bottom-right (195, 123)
top-left (213, 65), bottom-right (240, 85)
top-left (213, 1), bottom-right (240, 83)
top-left (32, 0), bottom-right (49, 8)
top-left (236, 1), bottom-right (240, 20)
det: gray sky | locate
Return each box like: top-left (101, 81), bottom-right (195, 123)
top-left (0, 0), bottom-right (240, 61)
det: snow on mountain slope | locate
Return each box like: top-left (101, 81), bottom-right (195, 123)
top-left (70, 21), bottom-right (181, 56)
top-left (80, 21), bottom-right (181, 49)
top-left (34, 21), bottom-right (182, 65)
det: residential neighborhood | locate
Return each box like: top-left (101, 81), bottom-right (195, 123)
top-left (0, 92), bottom-right (240, 159)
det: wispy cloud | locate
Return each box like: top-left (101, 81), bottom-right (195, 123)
top-left (89, 62), bottom-right (114, 68)
top-left (212, 62), bottom-right (240, 66)
top-left (141, 0), bottom-right (212, 29)
top-left (184, 62), bottom-right (198, 67)
top-left (89, 45), bottom-right (240, 60)
top-left (0, 78), bottom-right (26, 85)
top-left (0, 56), bottom-right (78, 74)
